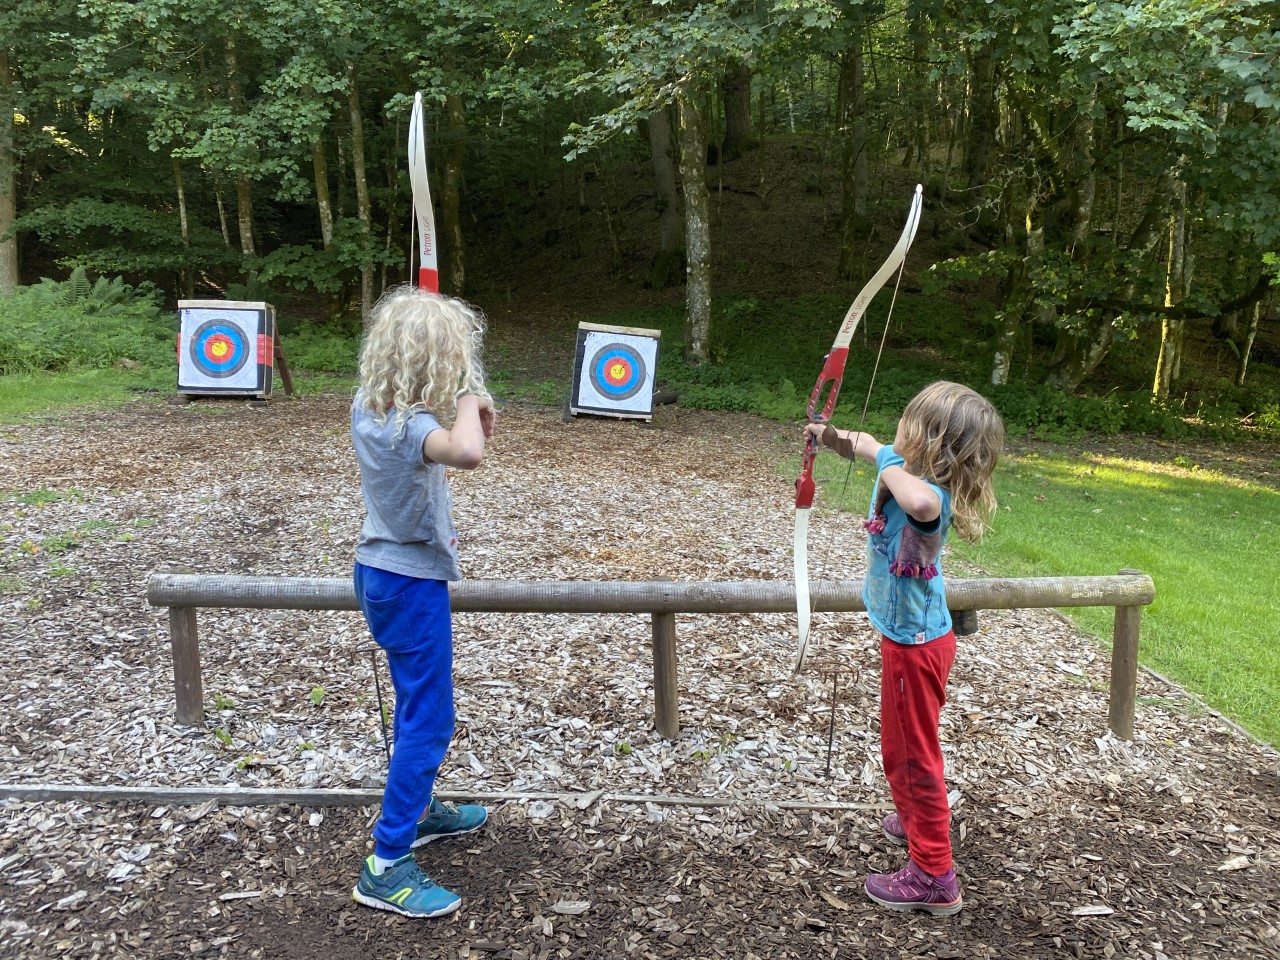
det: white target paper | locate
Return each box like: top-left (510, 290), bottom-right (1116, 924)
top-left (574, 329), bottom-right (660, 415)
top-left (177, 301), bottom-right (272, 395)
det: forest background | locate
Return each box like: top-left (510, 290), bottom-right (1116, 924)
top-left (1, 1), bottom-right (1279, 743)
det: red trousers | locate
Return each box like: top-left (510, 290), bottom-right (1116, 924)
top-left (880, 630), bottom-right (957, 876)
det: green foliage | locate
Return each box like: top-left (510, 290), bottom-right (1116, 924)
top-left (592, 293), bottom-right (986, 425)
top-left (15, 198), bottom-right (236, 277)
top-left (281, 328), bottom-right (359, 375)
top-left (989, 384), bottom-right (1148, 440)
top-left (0, 271), bottom-right (173, 374)
top-left (255, 220), bottom-right (399, 295)
top-left (584, 295), bottom-right (1280, 446)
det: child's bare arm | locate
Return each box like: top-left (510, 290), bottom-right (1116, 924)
top-left (878, 465), bottom-right (941, 523)
top-left (423, 395), bottom-right (493, 469)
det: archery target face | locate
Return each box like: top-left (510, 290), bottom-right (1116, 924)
top-left (574, 330), bottom-right (659, 415)
top-left (177, 304), bottom-right (272, 394)
top-left (190, 320), bottom-right (250, 378)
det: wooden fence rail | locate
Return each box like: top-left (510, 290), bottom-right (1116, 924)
top-left (147, 570), bottom-right (1154, 740)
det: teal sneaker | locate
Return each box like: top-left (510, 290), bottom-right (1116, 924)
top-left (412, 796), bottom-right (489, 848)
top-left (352, 855), bottom-right (460, 918)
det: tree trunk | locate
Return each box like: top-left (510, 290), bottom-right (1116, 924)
top-left (1070, 109), bottom-right (1096, 249)
top-left (0, 49), bottom-right (18, 292)
top-left (233, 176), bottom-right (256, 258)
top-left (836, 37), bottom-right (869, 281)
top-left (224, 39), bottom-right (256, 258)
top-left (990, 266), bottom-right (1022, 387)
top-left (677, 90), bottom-right (711, 365)
top-left (346, 62), bottom-right (374, 325)
top-left (443, 92), bottom-right (467, 295)
top-left (172, 155), bottom-right (193, 297)
top-left (1235, 301), bottom-right (1260, 388)
top-left (645, 105), bottom-right (683, 289)
top-left (964, 41), bottom-right (997, 191)
top-left (594, 161), bottom-right (624, 273)
top-left (1044, 315), bottom-right (1115, 392)
top-left (908, 13), bottom-right (930, 177)
top-left (720, 64), bottom-right (752, 162)
top-left (311, 138), bottom-right (334, 250)
top-left (215, 184), bottom-right (231, 248)
top-left (1153, 178), bottom-right (1188, 399)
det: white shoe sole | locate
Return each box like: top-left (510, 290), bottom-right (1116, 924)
top-left (865, 889), bottom-right (963, 916)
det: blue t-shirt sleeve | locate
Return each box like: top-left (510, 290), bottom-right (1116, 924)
top-left (875, 445), bottom-right (948, 533)
top-left (877, 445), bottom-right (905, 471)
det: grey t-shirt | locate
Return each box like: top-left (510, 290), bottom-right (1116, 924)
top-left (350, 392), bottom-right (462, 581)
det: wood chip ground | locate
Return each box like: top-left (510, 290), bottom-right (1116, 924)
top-left (0, 395), bottom-right (1277, 959)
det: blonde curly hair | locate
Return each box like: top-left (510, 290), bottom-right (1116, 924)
top-left (895, 381), bottom-right (1005, 543)
top-left (357, 286), bottom-right (492, 432)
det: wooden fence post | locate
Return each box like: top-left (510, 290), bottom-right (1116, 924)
top-left (651, 611), bottom-right (680, 739)
top-left (170, 607), bottom-right (204, 725)
top-left (1107, 568), bottom-right (1143, 740)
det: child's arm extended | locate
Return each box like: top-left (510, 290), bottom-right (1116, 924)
top-left (423, 395), bottom-right (495, 469)
top-left (804, 423), bottom-right (940, 523)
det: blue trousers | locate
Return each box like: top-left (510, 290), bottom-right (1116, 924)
top-left (354, 562), bottom-right (455, 860)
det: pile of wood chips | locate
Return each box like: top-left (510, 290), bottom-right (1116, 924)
top-left (0, 396), bottom-right (1276, 959)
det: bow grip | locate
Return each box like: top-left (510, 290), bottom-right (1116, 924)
top-left (795, 432), bottom-right (818, 509)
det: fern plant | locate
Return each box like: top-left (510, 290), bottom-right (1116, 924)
top-left (0, 270), bottom-right (171, 374)
top-left (25, 267), bottom-right (154, 316)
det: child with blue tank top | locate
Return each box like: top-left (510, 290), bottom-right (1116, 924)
top-left (805, 381), bottom-right (1003, 916)
top-left (348, 285), bottom-right (496, 919)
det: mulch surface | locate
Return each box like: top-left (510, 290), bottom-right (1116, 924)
top-left (1, 394), bottom-right (1278, 960)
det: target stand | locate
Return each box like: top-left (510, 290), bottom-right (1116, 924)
top-left (566, 322), bottom-right (661, 423)
top-left (176, 300), bottom-right (293, 400)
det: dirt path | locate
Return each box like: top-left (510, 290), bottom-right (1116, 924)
top-left (0, 395), bottom-right (1277, 959)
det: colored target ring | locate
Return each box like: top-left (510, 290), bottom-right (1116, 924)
top-left (588, 342), bottom-right (647, 400)
top-left (189, 320), bottom-right (249, 378)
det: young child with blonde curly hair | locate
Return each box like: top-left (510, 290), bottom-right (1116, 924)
top-left (349, 285), bottom-right (495, 919)
top-left (805, 380), bottom-right (1004, 916)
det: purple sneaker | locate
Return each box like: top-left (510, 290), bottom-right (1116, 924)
top-left (882, 812), bottom-right (907, 846)
top-left (865, 859), bottom-right (963, 916)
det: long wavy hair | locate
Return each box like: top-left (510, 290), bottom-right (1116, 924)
top-left (357, 286), bottom-right (492, 433)
top-left (895, 381), bottom-right (1005, 543)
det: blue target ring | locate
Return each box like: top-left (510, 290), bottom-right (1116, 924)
top-left (589, 342), bottom-right (646, 400)
top-left (190, 320), bottom-right (249, 378)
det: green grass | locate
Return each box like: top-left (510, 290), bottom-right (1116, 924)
top-left (812, 446), bottom-right (1280, 746)
top-left (0, 366), bottom-right (354, 423)
top-left (0, 367), bottom-right (171, 422)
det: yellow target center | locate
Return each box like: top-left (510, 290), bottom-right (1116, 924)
top-left (211, 341), bottom-right (229, 359)
top-left (608, 362), bottom-right (627, 382)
